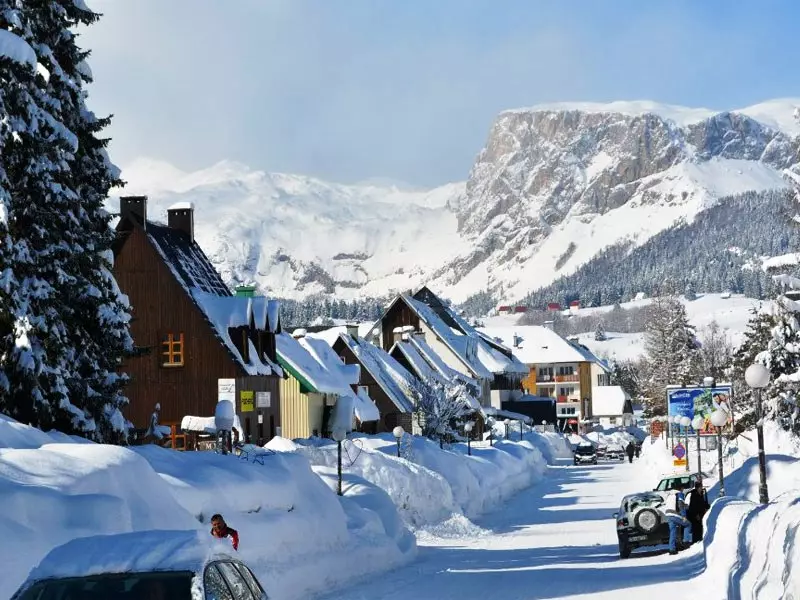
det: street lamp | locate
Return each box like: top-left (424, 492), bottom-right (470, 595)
top-left (331, 427), bottom-right (346, 496)
top-left (710, 409), bottom-right (728, 497)
top-left (541, 419), bottom-right (547, 434)
top-left (680, 416), bottom-right (692, 472)
top-left (464, 422), bottom-right (474, 456)
top-left (692, 414), bottom-right (704, 480)
top-left (486, 417), bottom-right (495, 446)
top-left (745, 363), bottom-right (771, 505)
top-left (504, 418), bottom-right (511, 440)
top-left (392, 425), bottom-right (404, 458)
top-left (519, 419), bottom-right (524, 441)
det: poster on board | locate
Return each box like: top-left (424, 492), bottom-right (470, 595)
top-left (666, 384), bottom-right (733, 435)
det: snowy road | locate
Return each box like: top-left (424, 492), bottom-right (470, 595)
top-left (323, 459), bottom-right (705, 600)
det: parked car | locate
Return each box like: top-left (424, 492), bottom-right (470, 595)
top-left (605, 444), bottom-right (625, 461)
top-left (595, 444), bottom-right (608, 458)
top-left (613, 491), bottom-right (671, 558)
top-left (574, 442), bottom-right (598, 465)
top-left (654, 472), bottom-right (701, 493)
top-left (11, 529), bottom-right (268, 600)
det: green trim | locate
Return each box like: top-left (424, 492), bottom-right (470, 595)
top-left (277, 353), bottom-right (318, 394)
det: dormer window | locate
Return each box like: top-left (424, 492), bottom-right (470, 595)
top-left (161, 333), bottom-right (184, 367)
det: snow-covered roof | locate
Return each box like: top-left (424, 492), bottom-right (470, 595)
top-left (335, 334), bottom-right (415, 413)
top-left (180, 414), bottom-right (244, 439)
top-left (311, 323), bottom-right (377, 345)
top-left (277, 333), bottom-right (348, 395)
top-left (409, 334), bottom-right (478, 386)
top-left (390, 339), bottom-right (447, 385)
top-left (22, 530), bottom-right (233, 582)
top-left (591, 386), bottom-right (630, 417)
top-left (354, 387), bottom-right (380, 423)
top-left (478, 326), bottom-right (603, 365)
top-left (402, 292), bottom-right (528, 376)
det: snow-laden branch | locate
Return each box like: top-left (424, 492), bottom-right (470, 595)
top-left (0, 29), bottom-right (36, 68)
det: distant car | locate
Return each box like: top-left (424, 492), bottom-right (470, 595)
top-left (606, 444), bottom-right (625, 461)
top-left (11, 530), bottom-right (268, 600)
top-left (614, 491), bottom-right (671, 558)
top-left (595, 444), bottom-right (608, 458)
top-left (574, 443), bottom-right (598, 465)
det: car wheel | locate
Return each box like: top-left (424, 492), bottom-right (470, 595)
top-left (634, 508), bottom-right (660, 533)
top-left (619, 540), bottom-right (632, 559)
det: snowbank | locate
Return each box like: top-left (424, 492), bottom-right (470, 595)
top-left (0, 417), bottom-right (414, 600)
top-left (698, 495), bottom-right (800, 599)
top-left (292, 432), bottom-right (552, 532)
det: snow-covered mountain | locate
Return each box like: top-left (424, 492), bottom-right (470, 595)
top-left (115, 98), bottom-right (800, 303)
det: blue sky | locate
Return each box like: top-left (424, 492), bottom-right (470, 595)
top-left (81, 0), bottom-right (800, 187)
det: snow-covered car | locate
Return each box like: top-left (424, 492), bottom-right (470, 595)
top-left (573, 443), bottom-right (598, 465)
top-left (613, 492), bottom-right (670, 558)
top-left (605, 444), bottom-right (625, 461)
top-left (11, 529), bottom-right (268, 600)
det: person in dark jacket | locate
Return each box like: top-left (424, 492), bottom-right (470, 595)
top-left (210, 513), bottom-right (239, 550)
top-left (634, 443), bottom-right (641, 459)
top-left (625, 441), bottom-right (635, 463)
top-left (686, 480), bottom-right (710, 544)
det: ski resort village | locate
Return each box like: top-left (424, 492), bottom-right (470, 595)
top-left (3, 2), bottom-right (800, 600)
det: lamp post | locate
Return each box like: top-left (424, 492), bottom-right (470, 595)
top-left (331, 427), bottom-right (346, 496)
top-left (487, 418), bottom-right (495, 447)
top-left (541, 419), bottom-right (547, 434)
top-left (680, 416), bottom-right (692, 472)
top-left (745, 363), bottom-right (771, 505)
top-left (519, 420), bottom-right (524, 441)
top-left (504, 418), bottom-right (511, 440)
top-left (692, 414), bottom-right (704, 480)
top-left (464, 422), bottom-right (474, 456)
top-left (392, 425), bottom-right (404, 458)
top-left (710, 409), bottom-right (728, 497)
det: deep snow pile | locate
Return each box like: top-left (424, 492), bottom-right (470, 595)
top-left (289, 431), bottom-right (555, 532)
top-left (0, 416), bottom-right (414, 600)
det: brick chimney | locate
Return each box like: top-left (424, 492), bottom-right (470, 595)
top-left (120, 196), bottom-right (147, 229)
top-left (167, 202), bottom-right (194, 242)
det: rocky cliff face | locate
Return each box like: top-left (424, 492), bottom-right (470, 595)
top-left (435, 101), bottom-right (799, 302)
top-left (119, 100), bottom-right (800, 306)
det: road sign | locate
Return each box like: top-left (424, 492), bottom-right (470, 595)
top-left (673, 443), bottom-right (686, 460)
top-left (673, 459), bottom-right (687, 467)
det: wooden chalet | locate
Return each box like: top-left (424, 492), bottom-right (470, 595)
top-left (332, 326), bottom-right (414, 433)
top-left (112, 196), bottom-right (283, 445)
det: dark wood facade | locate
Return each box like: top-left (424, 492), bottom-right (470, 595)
top-left (333, 337), bottom-right (411, 434)
top-left (113, 199), bottom-right (281, 442)
top-left (380, 299), bottom-right (421, 352)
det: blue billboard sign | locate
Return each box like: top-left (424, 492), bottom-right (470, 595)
top-left (666, 385), bottom-right (733, 436)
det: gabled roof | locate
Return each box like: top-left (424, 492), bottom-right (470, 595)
top-left (276, 333), bottom-right (379, 423)
top-left (478, 325), bottom-right (603, 367)
top-left (333, 333), bottom-right (415, 413)
top-left (116, 216), bottom-right (280, 376)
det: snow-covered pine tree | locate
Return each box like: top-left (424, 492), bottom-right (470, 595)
top-left (0, 3), bottom-right (77, 431)
top-left (698, 320), bottom-right (733, 383)
top-left (24, 0), bottom-right (135, 442)
top-left (641, 295), bottom-right (700, 415)
top-left (684, 281), bottom-right (697, 301)
top-left (594, 321), bottom-right (607, 341)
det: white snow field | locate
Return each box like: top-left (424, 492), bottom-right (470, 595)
top-left (322, 425), bottom-right (800, 600)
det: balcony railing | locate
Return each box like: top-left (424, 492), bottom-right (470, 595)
top-left (555, 374), bottom-right (579, 383)
top-left (536, 374), bottom-right (554, 383)
top-left (557, 396), bottom-right (580, 403)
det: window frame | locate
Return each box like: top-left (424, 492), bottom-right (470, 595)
top-left (161, 332), bottom-right (185, 367)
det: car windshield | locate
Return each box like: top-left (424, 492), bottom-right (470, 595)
top-left (576, 446), bottom-right (594, 454)
top-left (15, 571), bottom-right (193, 600)
top-left (656, 475), bottom-right (697, 491)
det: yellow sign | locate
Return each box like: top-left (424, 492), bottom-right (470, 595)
top-left (240, 390), bottom-right (254, 412)
top-left (673, 459), bottom-right (687, 467)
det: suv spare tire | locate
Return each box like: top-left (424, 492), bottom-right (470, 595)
top-left (634, 508), bottom-right (660, 533)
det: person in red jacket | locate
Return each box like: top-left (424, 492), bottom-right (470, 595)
top-left (210, 514), bottom-right (239, 551)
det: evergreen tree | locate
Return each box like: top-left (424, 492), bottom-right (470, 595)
top-left (594, 321), bottom-right (607, 341)
top-left (697, 320), bottom-right (733, 383)
top-left (641, 296), bottom-right (700, 415)
top-left (684, 281), bottom-right (697, 301)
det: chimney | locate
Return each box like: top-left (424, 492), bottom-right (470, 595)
top-left (120, 196), bottom-right (147, 229)
top-left (392, 326), bottom-right (404, 344)
top-left (345, 323), bottom-right (359, 339)
top-left (167, 202), bottom-right (194, 242)
top-left (291, 328), bottom-right (307, 339)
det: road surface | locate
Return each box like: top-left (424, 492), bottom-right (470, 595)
top-left (322, 459), bottom-right (705, 600)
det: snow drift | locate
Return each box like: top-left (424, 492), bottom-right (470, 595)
top-left (0, 416), bottom-right (414, 600)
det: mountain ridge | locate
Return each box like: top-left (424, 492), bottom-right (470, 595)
top-left (113, 98), bottom-right (800, 305)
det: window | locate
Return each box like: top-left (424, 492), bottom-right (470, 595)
top-left (161, 332), bottom-right (184, 367)
top-left (204, 565), bottom-right (234, 600)
top-left (216, 562), bottom-right (256, 600)
top-left (231, 562), bottom-right (265, 598)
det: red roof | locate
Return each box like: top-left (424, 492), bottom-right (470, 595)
top-left (513, 306), bottom-right (528, 313)
top-left (498, 305), bottom-right (511, 311)
top-left (569, 300), bottom-right (580, 307)
top-left (547, 303), bottom-right (561, 310)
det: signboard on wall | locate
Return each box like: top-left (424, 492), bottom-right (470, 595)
top-left (666, 384), bottom-right (733, 436)
top-left (240, 390), bottom-right (254, 412)
top-left (256, 391), bottom-right (271, 408)
top-left (218, 379), bottom-right (236, 403)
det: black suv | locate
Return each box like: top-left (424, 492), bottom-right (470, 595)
top-left (613, 492), bottom-right (670, 558)
top-left (573, 443), bottom-right (598, 465)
